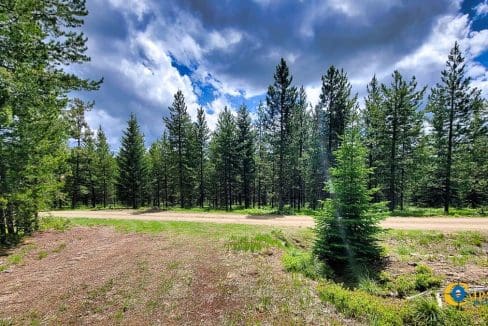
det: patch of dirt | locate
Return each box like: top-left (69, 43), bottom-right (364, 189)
top-left (0, 227), bottom-right (357, 325)
top-left (43, 210), bottom-right (488, 231)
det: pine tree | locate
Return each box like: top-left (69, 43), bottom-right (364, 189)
top-left (381, 71), bottom-right (425, 211)
top-left (255, 102), bottom-right (272, 207)
top-left (212, 107), bottom-right (238, 210)
top-left (164, 91), bottom-right (196, 208)
top-left (266, 58), bottom-right (297, 212)
top-left (65, 99), bottom-right (93, 208)
top-left (306, 106), bottom-right (326, 209)
top-left (148, 140), bottom-right (164, 207)
top-left (236, 105), bottom-right (255, 208)
top-left (0, 0), bottom-right (99, 241)
top-left (117, 113), bottom-right (147, 209)
top-left (94, 127), bottom-right (116, 208)
top-left (459, 94), bottom-right (488, 208)
top-left (314, 122), bottom-right (384, 281)
top-left (362, 76), bottom-right (385, 200)
top-left (290, 86), bottom-right (309, 209)
top-left (429, 42), bottom-right (478, 214)
top-left (318, 66), bottom-right (355, 169)
top-left (195, 107), bottom-right (209, 208)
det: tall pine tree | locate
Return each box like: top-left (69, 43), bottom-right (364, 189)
top-left (164, 91), bottom-right (196, 208)
top-left (117, 113), bottom-right (147, 209)
top-left (266, 58), bottom-right (297, 212)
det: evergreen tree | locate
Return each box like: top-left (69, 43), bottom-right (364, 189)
top-left (318, 66), bottom-right (355, 169)
top-left (164, 91), bottom-right (196, 208)
top-left (148, 140), bottom-right (164, 207)
top-left (458, 94), bottom-right (488, 207)
top-left (429, 42), bottom-right (478, 213)
top-left (381, 71), bottom-right (425, 210)
top-left (212, 107), bottom-right (238, 210)
top-left (255, 102), bottom-right (272, 207)
top-left (290, 86), bottom-right (309, 209)
top-left (0, 0), bottom-right (99, 241)
top-left (314, 123), bottom-right (384, 280)
top-left (362, 76), bottom-right (385, 200)
top-left (94, 127), bottom-right (116, 208)
top-left (265, 58), bottom-right (297, 212)
top-left (306, 106), bottom-right (326, 209)
top-left (236, 105), bottom-right (255, 208)
top-left (117, 114), bottom-right (147, 209)
top-left (195, 107), bottom-right (209, 208)
top-left (65, 99), bottom-right (93, 208)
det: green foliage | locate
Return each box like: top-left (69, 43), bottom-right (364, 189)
top-left (117, 114), bottom-right (148, 209)
top-left (164, 90), bottom-right (196, 208)
top-left (317, 282), bottom-right (405, 325)
top-left (227, 230), bottom-right (289, 252)
top-left (0, 0), bottom-right (99, 242)
top-left (404, 297), bottom-right (445, 326)
top-left (39, 217), bottom-right (72, 232)
top-left (314, 127), bottom-right (384, 280)
top-left (265, 58), bottom-right (297, 212)
top-left (282, 249), bottom-right (327, 279)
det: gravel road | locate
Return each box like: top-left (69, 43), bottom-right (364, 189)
top-left (42, 209), bottom-right (488, 232)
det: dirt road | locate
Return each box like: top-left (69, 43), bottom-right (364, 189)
top-left (43, 209), bottom-right (488, 232)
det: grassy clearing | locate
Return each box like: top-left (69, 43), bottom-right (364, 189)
top-left (26, 216), bottom-right (488, 324)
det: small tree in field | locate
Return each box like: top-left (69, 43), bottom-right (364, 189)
top-left (314, 125), bottom-right (384, 281)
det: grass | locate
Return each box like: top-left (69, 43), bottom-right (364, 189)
top-left (390, 206), bottom-right (487, 217)
top-left (26, 216), bottom-right (488, 325)
top-left (0, 243), bottom-right (36, 272)
top-left (382, 230), bottom-right (487, 267)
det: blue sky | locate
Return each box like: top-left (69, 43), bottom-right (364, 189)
top-left (76, 0), bottom-right (488, 149)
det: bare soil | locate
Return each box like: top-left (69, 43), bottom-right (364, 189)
top-left (0, 227), bottom-right (356, 325)
top-left (43, 209), bottom-right (488, 232)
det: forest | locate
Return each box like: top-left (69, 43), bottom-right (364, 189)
top-left (0, 0), bottom-right (487, 243)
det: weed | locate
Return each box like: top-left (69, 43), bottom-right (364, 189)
top-left (52, 243), bottom-right (66, 253)
top-left (227, 233), bottom-right (285, 252)
top-left (404, 297), bottom-right (445, 326)
top-left (37, 250), bottom-right (48, 260)
top-left (39, 217), bottom-right (71, 231)
top-left (281, 248), bottom-right (326, 279)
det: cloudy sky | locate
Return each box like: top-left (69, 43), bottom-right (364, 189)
top-left (75, 0), bottom-right (488, 148)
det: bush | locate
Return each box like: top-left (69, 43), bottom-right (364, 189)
top-left (282, 249), bottom-right (327, 279)
top-left (317, 282), bottom-right (405, 325)
top-left (404, 297), bottom-right (444, 326)
top-left (414, 265), bottom-right (443, 292)
top-left (39, 217), bottom-right (71, 231)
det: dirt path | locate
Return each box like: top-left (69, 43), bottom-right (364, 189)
top-left (43, 209), bottom-right (488, 232)
top-left (0, 227), bottom-right (355, 325)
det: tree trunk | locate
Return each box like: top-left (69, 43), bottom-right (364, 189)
top-left (0, 208), bottom-right (6, 244)
top-left (444, 91), bottom-right (455, 215)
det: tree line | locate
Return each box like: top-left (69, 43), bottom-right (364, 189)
top-left (63, 43), bottom-right (487, 215)
top-left (0, 0), bottom-right (486, 243)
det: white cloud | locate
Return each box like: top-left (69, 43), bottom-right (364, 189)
top-left (304, 85), bottom-right (321, 108)
top-left (475, 0), bottom-right (488, 17)
top-left (86, 109), bottom-right (125, 150)
top-left (205, 96), bottom-right (237, 130)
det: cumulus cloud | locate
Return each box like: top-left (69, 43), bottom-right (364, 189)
top-left (474, 1), bottom-right (488, 17)
top-left (77, 0), bottom-right (487, 148)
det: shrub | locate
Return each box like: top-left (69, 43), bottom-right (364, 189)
top-left (317, 281), bottom-right (404, 325)
top-left (282, 249), bottom-right (326, 279)
top-left (404, 297), bottom-right (444, 326)
top-left (39, 217), bottom-right (71, 231)
top-left (414, 264), bottom-right (443, 291)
